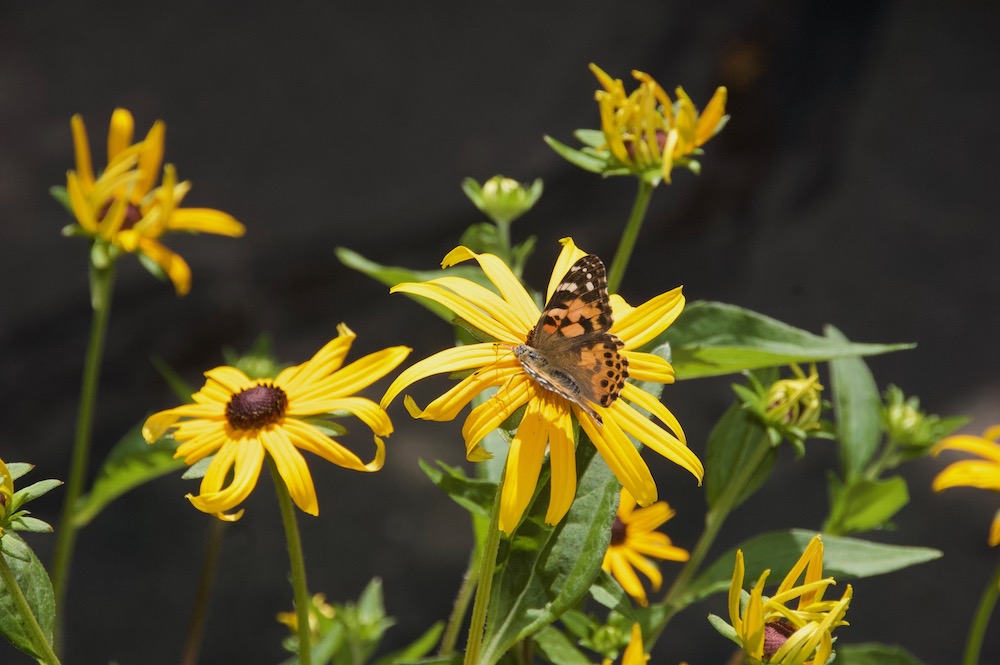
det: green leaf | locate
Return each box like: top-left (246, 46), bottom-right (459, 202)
top-left (478, 442), bottom-right (619, 665)
top-left (8, 516), bottom-right (53, 534)
top-left (706, 612), bottom-right (739, 645)
top-left (373, 622), bottom-right (445, 665)
top-left (543, 135), bottom-right (607, 173)
top-left (704, 401), bottom-right (777, 510)
top-left (824, 474), bottom-right (909, 535)
top-left (72, 422), bottom-right (186, 527)
top-left (419, 460), bottom-right (496, 518)
top-left (657, 301), bottom-right (913, 380)
top-left (459, 222), bottom-right (505, 257)
top-left (533, 626), bottom-right (592, 665)
top-left (5, 464), bottom-right (33, 482)
top-left (0, 534), bottom-right (55, 659)
top-left (572, 129), bottom-right (606, 149)
top-left (834, 642), bottom-right (926, 665)
top-left (10, 479), bottom-right (62, 512)
top-left (335, 247), bottom-right (495, 323)
top-left (684, 529), bottom-right (941, 604)
top-left (49, 185), bottom-right (72, 213)
top-left (827, 326), bottom-right (884, 478)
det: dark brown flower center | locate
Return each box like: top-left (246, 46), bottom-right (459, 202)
top-left (225, 383), bottom-right (288, 431)
top-left (610, 516), bottom-right (628, 546)
top-left (762, 620), bottom-right (796, 659)
top-left (97, 200), bottom-right (144, 230)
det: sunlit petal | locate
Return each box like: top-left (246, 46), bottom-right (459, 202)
top-left (392, 281), bottom-right (520, 342)
top-left (381, 343), bottom-right (509, 408)
top-left (544, 402), bottom-right (577, 526)
top-left (499, 402), bottom-right (548, 534)
top-left (580, 412), bottom-right (656, 506)
top-left (613, 287), bottom-right (684, 349)
top-left (462, 375), bottom-right (534, 458)
top-left (441, 246), bottom-right (539, 328)
top-left (262, 428), bottom-right (318, 516)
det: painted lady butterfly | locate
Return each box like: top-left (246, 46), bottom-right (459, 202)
top-left (513, 254), bottom-right (628, 426)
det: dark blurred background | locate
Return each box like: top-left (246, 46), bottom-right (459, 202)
top-left (2, 2), bottom-right (998, 663)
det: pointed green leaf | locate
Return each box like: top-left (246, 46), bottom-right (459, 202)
top-left (684, 529), bottom-right (941, 604)
top-left (9, 516), bottom-right (53, 534)
top-left (826, 325), bottom-right (883, 478)
top-left (824, 474), bottom-right (909, 535)
top-left (0, 534), bottom-right (55, 659)
top-left (5, 464), bottom-right (33, 482)
top-left (834, 643), bottom-right (926, 665)
top-left (478, 442), bottom-right (618, 665)
top-left (10, 480), bottom-right (63, 512)
top-left (656, 301), bottom-right (913, 379)
top-left (572, 129), bottom-right (606, 149)
top-left (419, 460), bottom-right (496, 518)
top-left (372, 621), bottom-right (445, 665)
top-left (705, 401), bottom-right (777, 510)
top-left (533, 626), bottom-right (592, 665)
top-left (543, 135), bottom-right (607, 173)
top-left (72, 422), bottom-right (186, 527)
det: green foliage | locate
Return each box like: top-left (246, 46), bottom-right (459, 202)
top-left (0, 534), bottom-right (54, 660)
top-left (835, 643), bottom-right (927, 665)
top-left (824, 474), bottom-right (910, 535)
top-left (542, 135), bottom-right (607, 174)
top-left (704, 400), bottom-right (777, 511)
top-left (684, 529), bottom-right (941, 605)
top-left (827, 326), bottom-right (883, 479)
top-left (657, 301), bottom-right (913, 380)
top-left (419, 460), bottom-right (496, 519)
top-left (72, 423), bottom-right (186, 527)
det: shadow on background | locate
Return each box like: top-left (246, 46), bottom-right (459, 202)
top-left (1, 2), bottom-right (998, 663)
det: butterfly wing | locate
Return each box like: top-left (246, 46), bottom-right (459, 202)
top-left (529, 254), bottom-right (614, 346)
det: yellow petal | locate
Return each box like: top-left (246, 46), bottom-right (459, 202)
top-left (499, 404), bottom-right (549, 534)
top-left (588, 63), bottom-right (620, 94)
top-left (729, 551), bottom-right (746, 632)
top-left (933, 460), bottom-right (1000, 492)
top-left (462, 375), bottom-right (534, 458)
top-left (629, 533), bottom-right (689, 562)
top-left (381, 343), bottom-right (506, 408)
top-left (189, 438), bottom-right (264, 515)
top-left (277, 325), bottom-right (355, 391)
top-left (580, 412), bottom-right (657, 506)
top-left (432, 276), bottom-right (536, 337)
top-left (613, 287), bottom-right (684, 350)
top-left (135, 237), bottom-right (192, 295)
top-left (66, 172), bottom-right (98, 233)
top-left (134, 120), bottom-right (165, 199)
top-left (202, 366), bottom-right (254, 395)
top-left (695, 86), bottom-right (728, 147)
top-left (989, 512), bottom-right (1000, 547)
top-left (407, 361), bottom-right (520, 422)
top-left (70, 115), bottom-right (95, 192)
top-left (606, 549), bottom-right (648, 606)
top-left (544, 402), bottom-right (577, 526)
top-left (627, 501), bottom-right (674, 532)
top-left (143, 409), bottom-right (183, 442)
top-left (621, 623), bottom-right (646, 665)
top-left (933, 434), bottom-right (1000, 464)
top-left (441, 247), bottom-right (540, 329)
top-left (167, 208), bottom-right (246, 237)
top-left (392, 281), bottom-right (521, 343)
top-left (262, 428), bottom-right (318, 516)
top-left (611, 397), bottom-right (702, 482)
top-left (294, 396), bottom-right (393, 437)
top-left (661, 129), bottom-right (679, 184)
top-left (175, 428), bottom-right (229, 464)
top-left (624, 547), bottom-right (663, 591)
top-left (107, 108), bottom-right (135, 163)
top-left (282, 418), bottom-right (385, 472)
top-left (622, 351), bottom-right (675, 384)
top-left (621, 383), bottom-right (686, 444)
top-left (293, 346), bottom-right (411, 404)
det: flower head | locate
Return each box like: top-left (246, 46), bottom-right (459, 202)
top-left (932, 425), bottom-right (1000, 546)
top-left (0, 460), bottom-right (61, 539)
top-left (381, 238), bottom-right (703, 534)
top-left (726, 535), bottom-right (852, 665)
top-left (461, 175), bottom-right (543, 226)
top-left (277, 593), bottom-right (336, 641)
top-left (589, 64), bottom-right (727, 185)
top-left (734, 365), bottom-right (826, 452)
top-left (143, 325), bottom-right (410, 519)
top-left (602, 487), bottom-right (689, 606)
top-left (64, 108), bottom-right (245, 295)
top-left (602, 623), bottom-right (649, 665)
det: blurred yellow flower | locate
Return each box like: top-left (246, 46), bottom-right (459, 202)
top-left (65, 108), bottom-right (245, 295)
top-left (602, 487), bottom-right (689, 606)
top-left (381, 238), bottom-right (702, 534)
top-left (591, 63), bottom-right (727, 184)
top-left (728, 535), bottom-right (852, 665)
top-left (602, 623), bottom-right (649, 665)
top-left (932, 425), bottom-right (1000, 546)
top-left (143, 325), bottom-right (410, 519)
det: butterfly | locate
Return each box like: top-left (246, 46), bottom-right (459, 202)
top-left (513, 254), bottom-right (628, 426)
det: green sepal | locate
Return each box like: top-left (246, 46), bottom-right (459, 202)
top-left (705, 401), bottom-right (777, 511)
top-left (543, 135), bottom-right (607, 173)
top-left (655, 301), bottom-right (913, 380)
top-left (49, 185), bottom-right (73, 214)
top-left (72, 422), bottom-right (186, 527)
top-left (0, 534), bottom-right (55, 660)
top-left (335, 247), bottom-right (495, 322)
top-left (478, 441), bottom-right (619, 665)
top-left (533, 625), bottom-right (592, 665)
top-left (834, 643), bottom-right (926, 665)
top-left (10, 480), bottom-right (62, 513)
top-left (683, 529), bottom-right (941, 605)
top-left (419, 460), bottom-right (496, 519)
top-left (7, 516), bottom-right (53, 534)
top-left (823, 474), bottom-right (909, 536)
top-left (706, 612), bottom-right (739, 645)
top-left (572, 129), bottom-right (606, 149)
top-left (827, 325), bottom-right (883, 478)
top-left (5, 464), bottom-right (33, 482)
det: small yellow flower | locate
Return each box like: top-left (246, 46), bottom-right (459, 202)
top-left (143, 325), bottom-right (410, 519)
top-left (602, 487), bottom-right (689, 606)
top-left (277, 593), bottom-right (336, 640)
top-left (728, 535), bottom-right (852, 665)
top-left (381, 238), bottom-right (703, 534)
top-left (65, 108), bottom-right (245, 295)
top-left (932, 425), bottom-right (1000, 546)
top-left (0, 459), bottom-right (13, 537)
top-left (602, 623), bottom-right (649, 665)
top-left (591, 63), bottom-right (727, 185)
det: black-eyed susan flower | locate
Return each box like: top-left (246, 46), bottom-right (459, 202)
top-left (725, 535), bottom-right (852, 665)
top-left (143, 325), bottom-right (410, 519)
top-left (381, 238), bottom-right (703, 534)
top-left (548, 65), bottom-right (727, 186)
top-left (602, 623), bottom-right (649, 665)
top-left (602, 487), bottom-right (689, 606)
top-left (932, 425), bottom-right (1000, 546)
top-left (64, 108), bottom-right (245, 295)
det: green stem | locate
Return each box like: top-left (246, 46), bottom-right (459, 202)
top-left (963, 557), bottom-right (1000, 665)
top-left (0, 548), bottom-right (61, 665)
top-left (269, 455), bottom-right (313, 665)
top-left (179, 518), bottom-right (226, 665)
top-left (51, 261), bottom-right (116, 649)
top-left (606, 179), bottom-right (655, 294)
top-left (463, 466), bottom-right (506, 665)
top-left (439, 547), bottom-right (481, 656)
top-left (652, 427), bottom-right (773, 643)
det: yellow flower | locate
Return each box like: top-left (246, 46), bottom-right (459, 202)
top-left (602, 623), bottom-right (649, 665)
top-left (602, 487), bottom-right (689, 606)
top-left (65, 108), bottom-right (245, 295)
top-left (143, 325), bottom-right (410, 519)
top-left (591, 63), bottom-right (727, 184)
top-left (381, 237), bottom-right (703, 534)
top-left (932, 425), bottom-right (1000, 546)
top-left (0, 459), bottom-right (13, 537)
top-left (728, 535), bottom-right (852, 665)
top-left (277, 593), bottom-right (336, 640)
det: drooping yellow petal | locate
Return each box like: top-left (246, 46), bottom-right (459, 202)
top-left (605, 550), bottom-right (649, 606)
top-left (695, 87), bottom-right (728, 147)
top-left (611, 398), bottom-right (702, 482)
top-left (407, 361), bottom-right (521, 422)
top-left (543, 401), bottom-right (577, 526)
top-left (441, 246), bottom-right (540, 329)
top-left (612, 287), bottom-right (684, 349)
top-left (134, 237), bottom-right (192, 295)
top-left (430, 276), bottom-right (535, 337)
top-left (621, 383), bottom-right (686, 444)
top-left (190, 438), bottom-right (264, 515)
top-left (167, 208), bottom-right (246, 237)
top-left (933, 434), bottom-right (1000, 463)
top-left (624, 547), bottom-right (663, 592)
top-left (580, 412), bottom-right (657, 506)
top-left (462, 375), bottom-right (534, 458)
top-left (499, 402), bottom-right (549, 534)
top-left (381, 343), bottom-right (508, 408)
top-left (932, 461), bottom-right (1000, 491)
top-left (622, 351), bottom-right (675, 384)
top-left (293, 396), bottom-right (393, 438)
top-left (175, 428), bottom-right (230, 465)
top-left (282, 419), bottom-right (384, 472)
top-left (262, 428), bottom-right (319, 516)
top-left (293, 346), bottom-right (411, 404)
top-left (392, 281), bottom-right (520, 343)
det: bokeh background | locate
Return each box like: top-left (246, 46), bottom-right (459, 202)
top-left (2, 2), bottom-right (998, 663)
